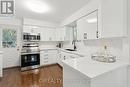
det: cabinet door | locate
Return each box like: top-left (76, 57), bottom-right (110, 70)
top-left (55, 28), bottom-right (65, 41)
top-left (40, 28), bottom-right (47, 41)
top-left (48, 50), bottom-right (58, 64)
top-left (77, 10), bottom-right (98, 40)
top-left (55, 29), bottom-right (60, 41)
top-left (39, 27), bottom-right (56, 41)
top-left (23, 25), bottom-right (40, 34)
top-left (101, 0), bottom-right (127, 38)
top-left (77, 20), bottom-right (84, 40)
top-left (40, 51), bottom-right (50, 66)
top-left (48, 28), bottom-right (56, 41)
top-left (65, 27), bottom-right (73, 41)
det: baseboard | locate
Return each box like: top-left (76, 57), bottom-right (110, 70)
top-left (3, 66), bottom-right (20, 70)
top-left (40, 63), bottom-right (62, 68)
top-left (3, 63), bottom-right (62, 70)
top-left (40, 63), bottom-right (57, 68)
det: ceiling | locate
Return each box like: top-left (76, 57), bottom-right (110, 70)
top-left (15, 0), bottom-right (89, 23)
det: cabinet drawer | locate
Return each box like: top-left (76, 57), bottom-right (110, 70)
top-left (43, 54), bottom-right (49, 56)
top-left (44, 51), bottom-right (48, 53)
top-left (43, 58), bottom-right (49, 60)
top-left (43, 61), bottom-right (49, 63)
top-left (43, 61), bottom-right (50, 65)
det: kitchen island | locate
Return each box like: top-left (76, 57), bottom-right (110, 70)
top-left (62, 57), bottom-right (128, 87)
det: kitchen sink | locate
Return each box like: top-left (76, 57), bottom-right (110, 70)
top-left (65, 49), bottom-right (76, 51)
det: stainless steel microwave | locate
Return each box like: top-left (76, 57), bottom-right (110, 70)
top-left (23, 33), bottom-right (40, 42)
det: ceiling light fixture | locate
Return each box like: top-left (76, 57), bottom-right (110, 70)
top-left (26, 0), bottom-right (50, 13)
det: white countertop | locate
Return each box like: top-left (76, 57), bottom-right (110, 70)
top-left (0, 51), bottom-right (3, 54)
top-left (62, 57), bottom-right (128, 79)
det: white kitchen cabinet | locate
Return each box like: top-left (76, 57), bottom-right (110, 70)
top-left (55, 28), bottom-right (65, 41)
top-left (48, 28), bottom-right (56, 41)
top-left (100, 0), bottom-right (127, 38)
top-left (23, 25), bottom-right (40, 34)
top-left (40, 50), bottom-right (58, 66)
top-left (76, 0), bottom-right (127, 40)
top-left (40, 28), bottom-right (56, 41)
top-left (65, 26), bottom-right (74, 41)
top-left (77, 10), bottom-right (98, 40)
top-left (60, 50), bottom-right (83, 61)
top-left (56, 27), bottom-right (73, 41)
top-left (23, 25), bottom-right (73, 41)
top-left (48, 50), bottom-right (58, 64)
top-left (0, 52), bottom-right (3, 77)
top-left (40, 28), bottom-right (47, 41)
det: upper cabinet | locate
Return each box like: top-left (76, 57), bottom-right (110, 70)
top-left (77, 10), bottom-right (98, 40)
top-left (64, 26), bottom-right (74, 41)
top-left (23, 25), bottom-right (73, 41)
top-left (69, 0), bottom-right (127, 40)
top-left (100, 0), bottom-right (127, 38)
top-left (40, 27), bottom-right (56, 41)
top-left (55, 26), bottom-right (73, 41)
top-left (23, 25), bottom-right (41, 34)
top-left (55, 28), bottom-right (65, 41)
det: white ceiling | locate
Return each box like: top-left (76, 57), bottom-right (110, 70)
top-left (15, 0), bottom-right (89, 23)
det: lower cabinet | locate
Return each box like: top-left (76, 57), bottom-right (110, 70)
top-left (60, 51), bottom-right (83, 60)
top-left (40, 50), bottom-right (59, 66)
top-left (40, 49), bottom-right (83, 66)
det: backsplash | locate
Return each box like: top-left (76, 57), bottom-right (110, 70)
top-left (39, 41), bottom-right (59, 49)
top-left (64, 38), bottom-right (129, 62)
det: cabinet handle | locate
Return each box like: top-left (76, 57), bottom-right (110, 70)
top-left (84, 33), bottom-right (87, 39)
top-left (96, 31), bottom-right (99, 38)
top-left (64, 56), bottom-right (66, 60)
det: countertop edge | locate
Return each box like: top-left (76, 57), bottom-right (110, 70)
top-left (62, 59), bottom-right (128, 79)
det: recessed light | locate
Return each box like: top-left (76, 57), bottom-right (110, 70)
top-left (26, 0), bottom-right (50, 13)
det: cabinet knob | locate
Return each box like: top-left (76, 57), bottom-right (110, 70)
top-left (84, 33), bottom-right (87, 39)
top-left (96, 31), bottom-right (99, 38)
top-left (64, 56), bottom-right (66, 60)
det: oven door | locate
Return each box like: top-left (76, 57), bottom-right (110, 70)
top-left (21, 53), bottom-right (40, 67)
